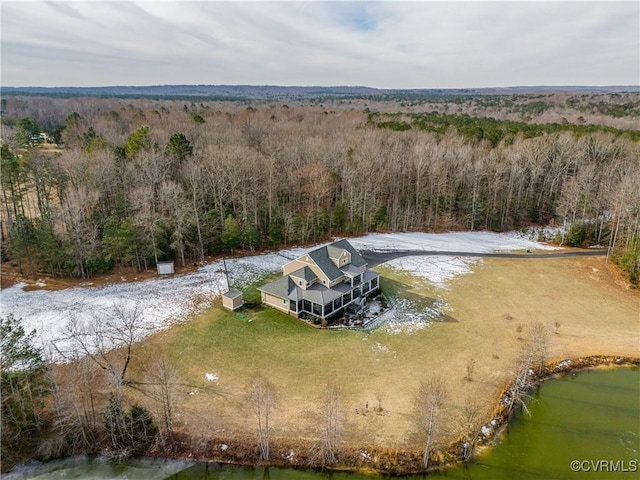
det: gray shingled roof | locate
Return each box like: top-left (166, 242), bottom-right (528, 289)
top-left (363, 270), bottom-right (380, 283)
top-left (326, 245), bottom-right (344, 261)
top-left (259, 274), bottom-right (357, 306)
top-left (340, 264), bottom-right (365, 276)
top-left (289, 266), bottom-right (317, 282)
top-left (332, 239), bottom-right (366, 267)
top-left (223, 288), bottom-right (243, 299)
top-left (307, 239), bottom-right (367, 281)
top-left (259, 240), bottom-right (375, 309)
top-left (258, 276), bottom-right (291, 299)
top-left (302, 283), bottom-right (344, 304)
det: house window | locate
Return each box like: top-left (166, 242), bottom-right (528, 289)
top-left (298, 280), bottom-right (302, 286)
top-left (342, 291), bottom-right (351, 304)
top-left (282, 298), bottom-right (287, 304)
top-left (325, 302), bottom-right (333, 314)
top-left (322, 279), bottom-right (326, 285)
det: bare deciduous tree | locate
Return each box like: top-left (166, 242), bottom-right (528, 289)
top-left (506, 349), bottom-right (536, 416)
top-left (457, 398), bottom-right (483, 461)
top-left (148, 354), bottom-right (178, 441)
top-left (249, 375), bottom-right (276, 461)
top-left (2, 96), bottom-right (639, 286)
top-left (528, 321), bottom-right (550, 375)
top-left (415, 375), bottom-right (448, 470)
top-left (57, 301), bottom-right (148, 386)
top-left (320, 381), bottom-right (342, 465)
top-left (47, 356), bottom-right (105, 454)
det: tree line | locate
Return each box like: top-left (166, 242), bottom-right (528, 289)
top-left (1, 96), bottom-right (638, 284)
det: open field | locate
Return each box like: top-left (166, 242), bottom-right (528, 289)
top-left (0, 232), bottom-right (551, 357)
top-left (3, 231), bottom-right (636, 454)
top-left (127, 254), bottom-right (639, 450)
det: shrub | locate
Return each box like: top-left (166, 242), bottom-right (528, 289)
top-left (614, 242), bottom-right (640, 287)
top-left (564, 223), bottom-right (586, 246)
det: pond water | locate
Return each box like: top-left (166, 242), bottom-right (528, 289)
top-left (428, 366), bottom-right (639, 480)
top-left (6, 367), bottom-right (639, 480)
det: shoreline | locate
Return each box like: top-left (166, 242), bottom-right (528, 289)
top-left (466, 355), bottom-right (639, 455)
top-left (159, 356), bottom-right (640, 475)
top-left (13, 355), bottom-right (636, 477)
top-left (189, 356), bottom-right (640, 476)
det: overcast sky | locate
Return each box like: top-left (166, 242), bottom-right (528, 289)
top-left (1, 1), bottom-right (638, 88)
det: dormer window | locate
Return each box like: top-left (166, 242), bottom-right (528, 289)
top-left (322, 279), bottom-right (326, 285)
top-left (298, 280), bottom-right (302, 286)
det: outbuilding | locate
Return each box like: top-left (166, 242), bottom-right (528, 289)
top-left (222, 288), bottom-right (244, 311)
top-left (157, 261), bottom-right (175, 275)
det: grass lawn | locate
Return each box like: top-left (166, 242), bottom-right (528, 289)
top-left (130, 255), bottom-right (640, 450)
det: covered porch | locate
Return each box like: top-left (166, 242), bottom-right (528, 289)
top-left (290, 271), bottom-right (381, 320)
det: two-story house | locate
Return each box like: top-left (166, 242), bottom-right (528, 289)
top-left (258, 239), bottom-right (380, 320)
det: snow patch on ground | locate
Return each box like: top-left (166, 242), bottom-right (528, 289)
top-left (1, 231), bottom-right (558, 355)
top-left (205, 372), bottom-right (219, 382)
top-left (372, 297), bottom-right (448, 335)
top-left (510, 226), bottom-right (565, 243)
top-left (1, 254), bottom-right (290, 359)
top-left (385, 255), bottom-right (479, 289)
top-left (372, 342), bottom-right (391, 354)
top-left (349, 230), bottom-right (559, 253)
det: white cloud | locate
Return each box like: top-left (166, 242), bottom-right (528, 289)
top-left (1, 1), bottom-right (638, 87)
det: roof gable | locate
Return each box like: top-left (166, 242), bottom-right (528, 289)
top-left (307, 247), bottom-right (343, 281)
top-left (290, 266), bottom-right (317, 282)
top-left (328, 239), bottom-right (367, 267)
top-left (327, 245), bottom-right (345, 261)
top-left (306, 239), bottom-right (366, 281)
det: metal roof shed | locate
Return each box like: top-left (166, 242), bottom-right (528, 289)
top-left (157, 261), bottom-right (175, 275)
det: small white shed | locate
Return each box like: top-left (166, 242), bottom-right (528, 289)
top-left (222, 289), bottom-right (244, 311)
top-left (157, 261), bottom-right (175, 275)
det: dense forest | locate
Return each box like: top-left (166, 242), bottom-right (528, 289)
top-left (1, 93), bottom-right (639, 285)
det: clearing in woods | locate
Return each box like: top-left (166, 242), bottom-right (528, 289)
top-left (127, 254), bottom-right (639, 449)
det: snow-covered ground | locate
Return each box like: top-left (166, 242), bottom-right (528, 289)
top-left (1, 231), bottom-right (559, 355)
top-left (0, 251), bottom-right (304, 359)
top-left (383, 256), bottom-right (479, 289)
top-left (354, 230), bottom-right (559, 289)
top-left (348, 230), bottom-right (559, 253)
